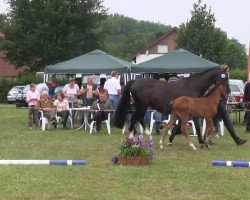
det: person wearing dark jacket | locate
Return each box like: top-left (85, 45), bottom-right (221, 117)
top-left (90, 92), bottom-right (113, 134)
top-left (244, 81), bottom-right (250, 132)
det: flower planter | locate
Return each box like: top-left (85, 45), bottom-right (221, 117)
top-left (117, 156), bottom-right (150, 165)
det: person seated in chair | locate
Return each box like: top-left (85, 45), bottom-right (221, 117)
top-left (54, 91), bottom-right (70, 129)
top-left (36, 91), bottom-right (57, 128)
top-left (89, 92), bottom-right (113, 134)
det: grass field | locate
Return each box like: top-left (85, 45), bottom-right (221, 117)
top-left (0, 104), bottom-right (250, 199)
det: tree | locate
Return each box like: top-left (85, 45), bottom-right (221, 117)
top-left (0, 14), bottom-right (9, 33)
top-left (176, 0), bottom-right (216, 59)
top-left (3, 0), bottom-right (106, 70)
top-left (176, 0), bottom-right (247, 69)
top-left (223, 39), bottom-right (247, 69)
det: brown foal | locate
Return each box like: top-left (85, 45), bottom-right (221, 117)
top-left (159, 84), bottom-right (229, 150)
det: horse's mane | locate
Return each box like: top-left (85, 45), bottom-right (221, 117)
top-left (189, 67), bottom-right (220, 78)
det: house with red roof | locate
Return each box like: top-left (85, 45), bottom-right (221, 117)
top-left (132, 27), bottom-right (178, 64)
top-left (0, 32), bottom-right (26, 80)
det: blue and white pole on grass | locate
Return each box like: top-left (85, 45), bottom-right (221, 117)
top-left (0, 160), bottom-right (87, 165)
top-left (212, 160), bottom-right (250, 167)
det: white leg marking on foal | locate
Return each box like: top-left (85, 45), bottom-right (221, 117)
top-left (190, 143), bottom-right (197, 151)
top-left (159, 139), bottom-right (164, 149)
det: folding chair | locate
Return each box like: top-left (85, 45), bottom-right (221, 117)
top-left (55, 112), bottom-right (73, 129)
top-left (38, 110), bottom-right (50, 131)
top-left (149, 111), bottom-right (171, 135)
top-left (89, 113), bottom-right (111, 134)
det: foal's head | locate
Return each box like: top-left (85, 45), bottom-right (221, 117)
top-left (217, 84), bottom-right (229, 101)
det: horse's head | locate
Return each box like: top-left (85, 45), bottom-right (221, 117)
top-left (214, 67), bottom-right (230, 94)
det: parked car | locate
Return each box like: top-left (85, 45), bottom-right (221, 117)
top-left (7, 86), bottom-right (25, 103)
top-left (229, 79), bottom-right (245, 91)
top-left (15, 84), bottom-right (30, 107)
top-left (228, 83), bottom-right (244, 108)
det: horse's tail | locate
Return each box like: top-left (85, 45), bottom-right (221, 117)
top-left (113, 80), bottom-right (135, 129)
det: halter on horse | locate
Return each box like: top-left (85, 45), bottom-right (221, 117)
top-left (113, 67), bottom-right (229, 140)
top-left (159, 84), bottom-right (229, 150)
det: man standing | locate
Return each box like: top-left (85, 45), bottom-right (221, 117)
top-left (80, 74), bottom-right (99, 107)
top-left (244, 81), bottom-right (250, 132)
top-left (90, 92), bottom-right (113, 134)
top-left (104, 71), bottom-right (121, 109)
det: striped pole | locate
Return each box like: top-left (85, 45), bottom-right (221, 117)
top-left (0, 160), bottom-right (87, 165)
top-left (212, 160), bottom-right (250, 167)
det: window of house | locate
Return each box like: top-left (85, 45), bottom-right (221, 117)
top-left (157, 45), bottom-right (168, 53)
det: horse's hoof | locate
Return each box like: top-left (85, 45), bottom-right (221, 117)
top-left (159, 144), bottom-right (164, 149)
top-left (205, 144), bottom-right (211, 150)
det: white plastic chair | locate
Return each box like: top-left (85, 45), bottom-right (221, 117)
top-left (38, 110), bottom-right (50, 131)
top-left (149, 111), bottom-right (171, 135)
top-left (89, 113), bottom-right (111, 134)
top-left (55, 112), bottom-right (73, 129)
top-left (202, 119), bottom-right (224, 136)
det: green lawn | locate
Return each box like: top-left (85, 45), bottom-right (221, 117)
top-left (0, 105), bottom-right (250, 199)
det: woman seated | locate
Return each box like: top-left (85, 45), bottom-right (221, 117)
top-left (54, 91), bottom-right (70, 129)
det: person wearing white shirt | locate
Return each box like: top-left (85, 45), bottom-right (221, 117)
top-left (104, 71), bottom-right (121, 109)
top-left (63, 78), bottom-right (80, 123)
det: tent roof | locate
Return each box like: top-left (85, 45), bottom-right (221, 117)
top-left (131, 49), bottom-right (219, 73)
top-left (45, 49), bottom-right (133, 74)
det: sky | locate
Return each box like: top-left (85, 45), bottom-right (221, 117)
top-left (0, 0), bottom-right (249, 52)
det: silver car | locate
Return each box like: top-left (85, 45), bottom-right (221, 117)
top-left (7, 86), bottom-right (25, 103)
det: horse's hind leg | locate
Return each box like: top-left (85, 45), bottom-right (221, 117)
top-left (193, 117), bottom-right (203, 144)
top-left (180, 119), bottom-right (197, 151)
top-left (159, 113), bottom-right (177, 149)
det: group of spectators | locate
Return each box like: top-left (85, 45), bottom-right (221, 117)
top-left (27, 71), bottom-right (121, 132)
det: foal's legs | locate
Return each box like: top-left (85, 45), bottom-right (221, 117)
top-left (159, 113), bottom-right (177, 149)
top-left (204, 118), bottom-right (215, 149)
top-left (180, 117), bottom-right (197, 151)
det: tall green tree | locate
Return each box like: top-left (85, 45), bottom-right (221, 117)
top-left (176, 0), bottom-right (216, 59)
top-left (223, 39), bottom-right (247, 69)
top-left (3, 0), bottom-right (106, 70)
top-left (176, 0), bottom-right (247, 68)
top-left (0, 14), bottom-right (9, 33)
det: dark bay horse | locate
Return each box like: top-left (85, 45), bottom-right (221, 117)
top-left (159, 84), bottom-right (229, 150)
top-left (114, 67), bottom-right (229, 139)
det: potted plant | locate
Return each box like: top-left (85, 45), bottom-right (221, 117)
top-left (112, 134), bottom-right (154, 165)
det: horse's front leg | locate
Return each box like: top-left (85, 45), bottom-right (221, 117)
top-left (159, 113), bottom-right (177, 149)
top-left (138, 113), bottom-right (153, 140)
top-left (204, 119), bottom-right (215, 149)
top-left (181, 120), bottom-right (197, 151)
